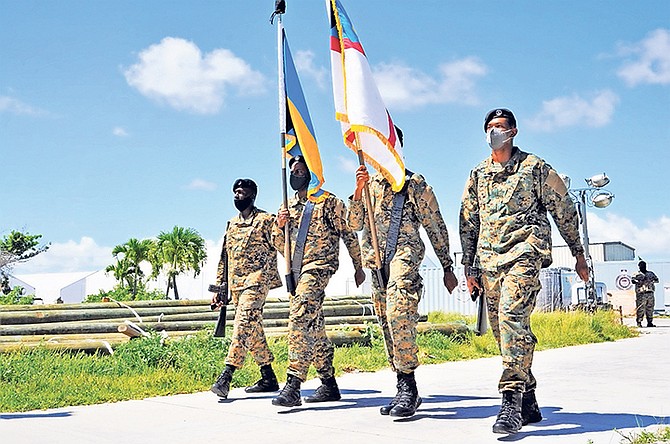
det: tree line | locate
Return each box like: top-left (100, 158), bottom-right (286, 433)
top-left (0, 227), bottom-right (208, 304)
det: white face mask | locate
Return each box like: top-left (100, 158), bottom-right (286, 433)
top-left (487, 127), bottom-right (513, 150)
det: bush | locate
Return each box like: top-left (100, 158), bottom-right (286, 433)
top-left (0, 286), bottom-right (34, 305)
top-left (85, 287), bottom-right (166, 303)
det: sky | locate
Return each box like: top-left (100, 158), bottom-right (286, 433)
top-left (2, 0), bottom-right (670, 277)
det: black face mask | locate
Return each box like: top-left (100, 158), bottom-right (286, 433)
top-left (234, 196), bottom-right (254, 212)
top-left (290, 173), bottom-right (309, 191)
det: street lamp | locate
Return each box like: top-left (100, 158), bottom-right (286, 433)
top-left (565, 173), bottom-right (615, 309)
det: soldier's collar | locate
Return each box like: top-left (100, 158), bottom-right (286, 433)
top-left (236, 207), bottom-right (259, 223)
top-left (488, 147), bottom-right (521, 173)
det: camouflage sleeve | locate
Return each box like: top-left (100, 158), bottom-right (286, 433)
top-left (651, 272), bottom-right (659, 284)
top-left (270, 205), bottom-right (286, 254)
top-left (331, 197), bottom-right (363, 270)
top-left (412, 175), bottom-right (453, 269)
top-left (347, 196), bottom-right (366, 231)
top-left (262, 214), bottom-right (283, 289)
top-left (215, 244), bottom-right (226, 286)
top-left (265, 213), bottom-right (280, 252)
top-left (540, 164), bottom-right (584, 257)
top-left (215, 222), bottom-right (231, 286)
top-left (459, 170), bottom-right (480, 267)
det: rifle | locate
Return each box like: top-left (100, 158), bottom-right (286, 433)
top-left (469, 265), bottom-right (488, 336)
top-left (208, 284), bottom-right (229, 338)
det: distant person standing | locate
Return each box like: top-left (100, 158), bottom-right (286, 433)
top-left (632, 260), bottom-right (659, 327)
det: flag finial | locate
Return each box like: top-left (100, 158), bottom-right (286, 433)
top-left (270, 0), bottom-right (286, 24)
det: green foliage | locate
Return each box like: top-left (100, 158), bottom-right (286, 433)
top-left (0, 310), bottom-right (636, 412)
top-left (84, 287), bottom-right (166, 303)
top-left (106, 238), bottom-right (155, 299)
top-left (0, 286), bottom-right (34, 305)
top-left (531, 309), bottom-right (634, 350)
top-left (151, 226), bottom-right (207, 300)
top-left (0, 230), bottom-right (49, 262)
top-left (617, 426), bottom-right (670, 443)
top-left (0, 231), bottom-right (49, 293)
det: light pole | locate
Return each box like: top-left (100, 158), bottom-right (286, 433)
top-left (564, 173), bottom-right (615, 309)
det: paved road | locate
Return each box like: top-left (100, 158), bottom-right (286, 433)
top-left (1, 318), bottom-right (668, 444)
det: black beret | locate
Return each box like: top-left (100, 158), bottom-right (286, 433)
top-left (484, 108), bottom-right (516, 131)
top-left (232, 178), bottom-right (257, 194)
top-left (288, 155), bottom-right (308, 169)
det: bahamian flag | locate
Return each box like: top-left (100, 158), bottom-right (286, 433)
top-left (283, 29), bottom-right (328, 202)
top-left (327, 0), bottom-right (405, 192)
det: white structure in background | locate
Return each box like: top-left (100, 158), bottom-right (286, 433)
top-left (7, 240), bottom-right (669, 317)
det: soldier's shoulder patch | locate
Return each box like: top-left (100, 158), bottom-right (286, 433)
top-left (546, 169), bottom-right (568, 197)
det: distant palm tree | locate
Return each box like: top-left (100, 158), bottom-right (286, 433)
top-left (152, 226), bottom-right (207, 300)
top-left (109, 238), bottom-right (155, 299)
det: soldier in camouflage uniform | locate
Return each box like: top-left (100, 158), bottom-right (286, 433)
top-left (459, 108), bottom-right (590, 434)
top-left (632, 260), bottom-right (658, 327)
top-left (350, 128), bottom-right (459, 418)
top-left (271, 156), bottom-right (365, 408)
top-left (210, 178), bottom-right (283, 400)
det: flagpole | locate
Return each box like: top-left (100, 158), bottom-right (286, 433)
top-left (356, 146), bottom-right (386, 289)
top-left (273, 1), bottom-right (295, 295)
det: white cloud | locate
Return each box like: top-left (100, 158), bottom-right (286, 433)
top-left (112, 127), bottom-right (129, 137)
top-left (617, 28), bottom-right (670, 86)
top-left (124, 37), bottom-right (266, 114)
top-left (185, 178), bottom-right (217, 191)
top-left (552, 212), bottom-right (670, 261)
top-left (10, 237), bottom-right (113, 274)
top-left (294, 50), bottom-right (327, 88)
top-left (0, 96), bottom-right (45, 116)
top-left (372, 57), bottom-right (488, 110)
top-left (526, 90), bottom-right (619, 130)
top-left (338, 155), bottom-right (359, 174)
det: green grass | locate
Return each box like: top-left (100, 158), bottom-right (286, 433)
top-left (617, 426), bottom-right (670, 443)
top-left (0, 309), bottom-right (635, 412)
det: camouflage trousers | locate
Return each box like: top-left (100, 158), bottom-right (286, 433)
top-left (635, 292), bottom-right (655, 325)
top-left (224, 285), bottom-right (274, 368)
top-left (482, 258), bottom-right (542, 393)
top-left (287, 269), bottom-right (334, 381)
top-left (371, 259), bottom-right (423, 374)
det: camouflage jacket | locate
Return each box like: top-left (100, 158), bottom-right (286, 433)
top-left (216, 207), bottom-right (282, 291)
top-left (347, 171), bottom-right (453, 270)
top-left (632, 270), bottom-right (658, 294)
top-left (272, 193), bottom-right (362, 276)
top-left (459, 147), bottom-right (584, 271)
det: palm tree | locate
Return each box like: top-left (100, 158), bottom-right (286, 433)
top-left (110, 238), bottom-right (155, 299)
top-left (152, 226), bottom-right (207, 300)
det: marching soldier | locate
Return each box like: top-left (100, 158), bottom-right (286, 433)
top-left (210, 178), bottom-right (282, 399)
top-left (271, 155), bottom-right (365, 407)
top-left (349, 127), bottom-right (459, 418)
top-left (459, 108), bottom-right (589, 434)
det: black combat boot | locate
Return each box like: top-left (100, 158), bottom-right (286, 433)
top-left (492, 391), bottom-right (523, 434)
top-left (521, 390), bottom-right (542, 425)
top-left (210, 364), bottom-right (236, 399)
top-left (380, 372), bottom-right (403, 415)
top-left (304, 376), bottom-right (341, 403)
top-left (389, 372), bottom-right (422, 417)
top-left (272, 374), bottom-right (302, 407)
top-left (245, 364), bottom-right (279, 393)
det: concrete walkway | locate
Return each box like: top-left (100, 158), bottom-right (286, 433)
top-left (1, 318), bottom-right (668, 444)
